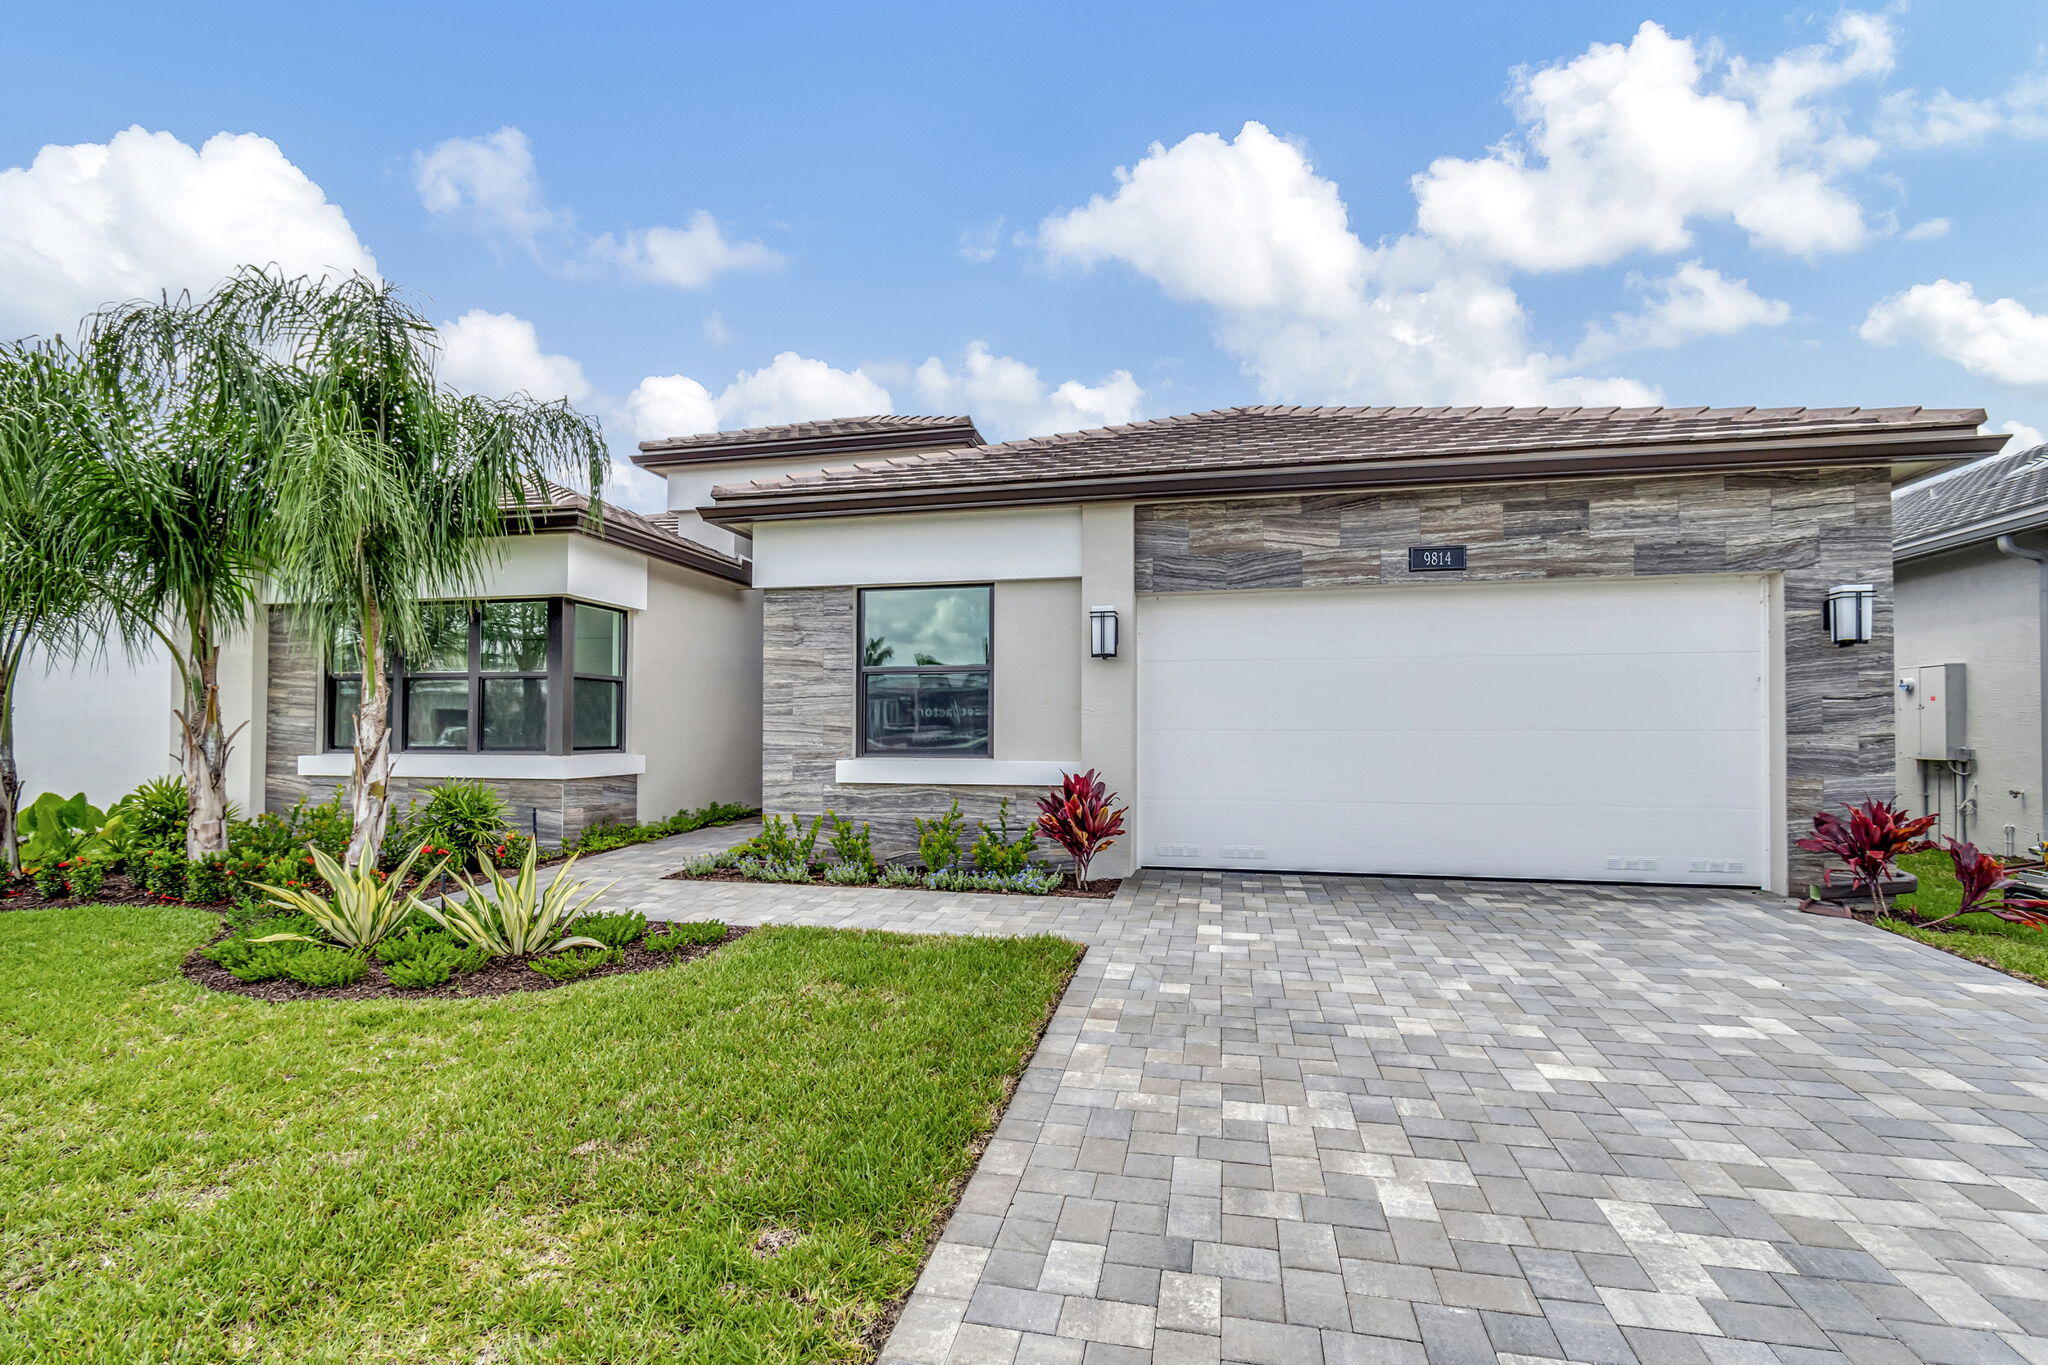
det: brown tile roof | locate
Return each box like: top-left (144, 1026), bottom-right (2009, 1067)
top-left (504, 480), bottom-right (749, 583)
top-left (634, 414), bottom-right (982, 467)
top-left (707, 404), bottom-right (1996, 518)
top-left (1894, 441), bottom-right (2048, 553)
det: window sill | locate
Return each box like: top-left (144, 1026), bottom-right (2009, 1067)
top-left (833, 757), bottom-right (1074, 787)
top-left (297, 752), bottom-right (647, 782)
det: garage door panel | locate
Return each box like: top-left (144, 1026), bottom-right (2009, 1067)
top-left (1141, 728), bottom-right (1763, 808)
top-left (1141, 796), bottom-right (1761, 883)
top-left (1137, 576), bottom-right (1769, 887)
top-left (1141, 652), bottom-right (1763, 733)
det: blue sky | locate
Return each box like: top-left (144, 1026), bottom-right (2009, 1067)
top-left (5, 1), bottom-right (2046, 506)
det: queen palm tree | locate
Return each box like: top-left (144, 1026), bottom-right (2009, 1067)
top-left (81, 283), bottom-right (291, 857)
top-left (0, 340), bottom-right (111, 870)
top-left (223, 270), bottom-right (607, 868)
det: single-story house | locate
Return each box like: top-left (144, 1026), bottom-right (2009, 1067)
top-left (682, 404), bottom-right (2001, 893)
top-left (1892, 442), bottom-right (2048, 857)
top-left (22, 401), bottom-right (2005, 891)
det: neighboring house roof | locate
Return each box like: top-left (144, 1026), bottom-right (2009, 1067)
top-left (505, 481), bottom-right (750, 584)
top-left (632, 414), bottom-right (983, 469)
top-left (704, 403), bottom-right (2000, 524)
top-left (1894, 443), bottom-right (2048, 559)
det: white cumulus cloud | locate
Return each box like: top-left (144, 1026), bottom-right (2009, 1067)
top-left (0, 126), bottom-right (377, 338)
top-left (435, 309), bottom-right (596, 404)
top-left (2000, 419), bottom-right (2044, 454)
top-left (913, 342), bottom-right (1143, 438)
top-left (1879, 68), bottom-right (2048, 147)
top-left (1577, 261), bottom-right (1791, 360)
top-left (1902, 217), bottom-right (1951, 242)
top-left (1039, 122), bottom-right (1655, 407)
top-left (415, 126), bottom-right (779, 291)
top-left (1410, 13), bottom-right (1892, 272)
top-left (711, 352), bottom-right (894, 431)
top-left (1860, 280), bottom-right (2048, 387)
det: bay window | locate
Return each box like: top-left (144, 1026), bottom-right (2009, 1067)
top-left (324, 599), bottom-right (627, 754)
top-left (857, 585), bottom-right (992, 754)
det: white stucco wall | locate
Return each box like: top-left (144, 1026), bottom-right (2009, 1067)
top-left (993, 579), bottom-right (1083, 762)
top-left (664, 454), bottom-right (861, 559)
top-left (1894, 540), bottom-right (2046, 854)
top-left (628, 560), bottom-right (763, 819)
top-left (751, 507), bottom-right (1083, 588)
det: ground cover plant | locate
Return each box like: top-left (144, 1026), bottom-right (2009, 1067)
top-left (1884, 846), bottom-right (2048, 988)
top-left (1, 903), bottom-right (1081, 1362)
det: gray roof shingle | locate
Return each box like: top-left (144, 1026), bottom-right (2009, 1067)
top-left (710, 403), bottom-right (1990, 505)
top-left (1894, 443), bottom-right (2048, 551)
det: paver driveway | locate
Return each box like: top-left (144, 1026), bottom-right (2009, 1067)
top-left (599, 834), bottom-right (2048, 1363)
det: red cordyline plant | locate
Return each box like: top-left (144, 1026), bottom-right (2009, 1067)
top-left (1796, 799), bottom-right (1936, 916)
top-left (1036, 770), bottom-right (1127, 889)
top-left (1913, 838), bottom-right (2048, 931)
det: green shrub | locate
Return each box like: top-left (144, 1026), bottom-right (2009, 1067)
top-left (230, 790), bottom-right (350, 862)
top-left (970, 799), bottom-right (1036, 876)
top-left (139, 849), bottom-right (186, 899)
top-left (226, 944), bottom-right (309, 982)
top-left (735, 857), bottom-right (811, 884)
top-left (915, 802), bottom-right (966, 874)
top-left (878, 865), bottom-right (923, 888)
top-left (379, 937), bottom-right (488, 988)
top-left (742, 814), bottom-right (823, 867)
top-left (278, 946), bottom-right (369, 987)
top-left (32, 865), bottom-right (67, 899)
top-left (400, 779), bottom-right (514, 866)
top-left (373, 924), bottom-right (454, 963)
top-left (64, 860), bottom-right (106, 900)
top-left (646, 920), bottom-right (726, 952)
top-left (19, 793), bottom-right (128, 868)
top-left (528, 946), bottom-right (621, 981)
top-left (184, 854), bottom-right (233, 905)
top-left (823, 862), bottom-right (874, 886)
top-left (826, 812), bottom-right (877, 876)
top-left (111, 776), bottom-right (194, 857)
top-left (577, 910), bottom-right (649, 948)
top-left (678, 852), bottom-right (733, 876)
top-left (927, 867), bottom-right (1065, 895)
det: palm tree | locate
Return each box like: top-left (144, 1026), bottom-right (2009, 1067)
top-left (227, 271), bottom-right (606, 868)
top-left (0, 340), bottom-right (111, 870)
top-left (80, 283), bottom-right (291, 857)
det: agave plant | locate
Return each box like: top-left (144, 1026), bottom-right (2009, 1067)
top-left (1796, 799), bottom-right (1937, 915)
top-left (250, 842), bottom-right (448, 950)
top-left (414, 842), bottom-right (611, 957)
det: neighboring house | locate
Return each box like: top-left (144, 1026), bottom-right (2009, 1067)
top-left (1892, 443), bottom-right (2048, 857)
top-left (18, 484), bottom-right (764, 842)
top-left (688, 404), bottom-right (2001, 893)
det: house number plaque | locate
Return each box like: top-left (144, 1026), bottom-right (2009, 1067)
top-left (1407, 545), bottom-right (1468, 572)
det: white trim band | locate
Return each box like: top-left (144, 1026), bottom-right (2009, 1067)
top-left (833, 757), bottom-right (1074, 787)
top-left (296, 752), bottom-right (647, 781)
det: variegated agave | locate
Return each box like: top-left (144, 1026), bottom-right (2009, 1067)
top-left (250, 842), bottom-right (449, 950)
top-left (414, 842), bottom-right (612, 957)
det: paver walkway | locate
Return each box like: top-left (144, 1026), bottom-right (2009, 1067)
top-left (589, 831), bottom-right (2048, 1363)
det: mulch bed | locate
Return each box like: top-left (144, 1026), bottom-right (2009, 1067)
top-left (663, 867), bottom-right (1122, 900)
top-left (1, 872), bottom-right (184, 910)
top-left (182, 925), bottom-right (750, 1003)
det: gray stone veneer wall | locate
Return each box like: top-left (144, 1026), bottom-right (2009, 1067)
top-left (262, 609), bottom-right (636, 842)
top-left (1134, 468), bottom-right (1897, 889)
top-left (761, 587), bottom-right (1047, 858)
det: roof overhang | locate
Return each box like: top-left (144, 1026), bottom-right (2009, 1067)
top-left (1897, 503), bottom-right (2048, 561)
top-left (509, 508), bottom-right (751, 584)
top-left (703, 426), bottom-right (2008, 528)
top-left (633, 420), bottom-right (983, 471)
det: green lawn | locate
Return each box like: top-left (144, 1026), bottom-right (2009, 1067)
top-left (1886, 848), bottom-right (2048, 987)
top-left (0, 904), bottom-right (1080, 1364)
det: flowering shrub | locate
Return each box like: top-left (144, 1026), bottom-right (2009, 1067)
top-left (1036, 770), bottom-right (1127, 889)
top-left (64, 860), bottom-right (106, 900)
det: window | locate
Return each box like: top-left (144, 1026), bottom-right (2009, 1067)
top-left (858, 585), bottom-right (991, 755)
top-left (323, 599), bottom-right (626, 754)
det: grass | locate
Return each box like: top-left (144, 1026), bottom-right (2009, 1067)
top-left (0, 904), bottom-right (1080, 1364)
top-left (1883, 848), bottom-right (2048, 987)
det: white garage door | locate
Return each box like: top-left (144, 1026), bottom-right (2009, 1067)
top-left (1138, 575), bottom-right (1770, 887)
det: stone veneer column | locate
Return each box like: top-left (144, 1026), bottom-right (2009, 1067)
top-left (1079, 502), bottom-right (1139, 878)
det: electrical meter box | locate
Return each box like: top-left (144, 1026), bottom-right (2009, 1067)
top-left (1901, 663), bottom-right (1967, 761)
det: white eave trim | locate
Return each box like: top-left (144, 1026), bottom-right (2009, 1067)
top-left (833, 757), bottom-right (1074, 787)
top-left (297, 752), bottom-right (648, 781)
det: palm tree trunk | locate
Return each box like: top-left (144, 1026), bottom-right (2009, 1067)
top-left (345, 603), bottom-right (393, 869)
top-left (179, 634), bottom-right (233, 858)
top-left (0, 648), bottom-right (21, 875)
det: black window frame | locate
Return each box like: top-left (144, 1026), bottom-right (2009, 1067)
top-left (322, 598), bottom-right (628, 756)
top-left (856, 584), bottom-right (994, 757)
